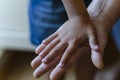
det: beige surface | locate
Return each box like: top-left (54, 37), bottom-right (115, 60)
top-left (7, 65), bottom-right (75, 80)
top-left (7, 62), bottom-right (76, 80)
top-left (8, 67), bottom-right (75, 80)
top-left (0, 50), bottom-right (4, 58)
top-left (0, 50), bottom-right (76, 80)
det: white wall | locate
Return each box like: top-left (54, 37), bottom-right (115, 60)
top-left (0, 0), bottom-right (36, 51)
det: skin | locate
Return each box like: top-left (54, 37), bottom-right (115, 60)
top-left (32, 42), bottom-right (91, 79)
top-left (35, 0), bottom-right (100, 69)
top-left (88, 0), bottom-right (120, 68)
top-left (31, 0), bottom-right (120, 80)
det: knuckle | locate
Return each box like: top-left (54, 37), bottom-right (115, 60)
top-left (71, 38), bottom-right (80, 45)
top-left (66, 50), bottom-right (72, 55)
top-left (54, 47), bottom-right (60, 52)
top-left (46, 55), bottom-right (51, 60)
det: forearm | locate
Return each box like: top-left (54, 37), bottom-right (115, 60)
top-left (88, 0), bottom-right (120, 28)
top-left (62, 0), bottom-right (89, 19)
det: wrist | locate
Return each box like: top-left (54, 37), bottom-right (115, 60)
top-left (87, 0), bottom-right (113, 32)
top-left (88, 0), bottom-right (120, 28)
top-left (68, 15), bottom-right (92, 25)
top-left (88, 10), bottom-right (112, 33)
top-left (62, 0), bottom-right (89, 19)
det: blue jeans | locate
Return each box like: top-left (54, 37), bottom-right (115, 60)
top-left (112, 19), bottom-right (120, 52)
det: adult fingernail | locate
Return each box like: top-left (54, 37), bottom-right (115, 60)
top-left (58, 63), bottom-right (64, 68)
top-left (94, 45), bottom-right (99, 50)
top-left (42, 59), bottom-right (47, 63)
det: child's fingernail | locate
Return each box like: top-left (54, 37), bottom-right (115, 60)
top-left (58, 63), bottom-right (64, 68)
top-left (39, 53), bottom-right (43, 57)
top-left (42, 40), bottom-right (46, 44)
top-left (35, 49), bottom-right (39, 54)
top-left (42, 59), bottom-right (47, 63)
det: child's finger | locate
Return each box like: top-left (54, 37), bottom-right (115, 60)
top-left (35, 33), bottom-right (58, 54)
top-left (31, 55), bottom-right (43, 68)
top-left (58, 42), bottom-right (77, 68)
top-left (39, 38), bottom-right (60, 58)
top-left (42, 41), bottom-right (68, 64)
top-left (35, 44), bottom-right (46, 54)
top-left (42, 33), bottom-right (58, 45)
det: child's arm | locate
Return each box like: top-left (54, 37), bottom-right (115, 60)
top-left (62, 0), bottom-right (89, 18)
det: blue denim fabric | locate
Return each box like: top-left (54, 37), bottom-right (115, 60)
top-left (28, 0), bottom-right (91, 46)
top-left (29, 0), bottom-right (67, 45)
top-left (112, 19), bottom-right (120, 52)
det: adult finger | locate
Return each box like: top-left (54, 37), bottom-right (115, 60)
top-left (50, 46), bottom-right (84, 80)
top-left (33, 53), bottom-right (62, 78)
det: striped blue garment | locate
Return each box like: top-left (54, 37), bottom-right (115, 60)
top-left (112, 19), bottom-right (120, 51)
top-left (29, 0), bottom-right (67, 45)
top-left (28, 0), bottom-right (94, 46)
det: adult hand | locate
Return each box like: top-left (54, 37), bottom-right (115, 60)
top-left (32, 42), bottom-right (90, 80)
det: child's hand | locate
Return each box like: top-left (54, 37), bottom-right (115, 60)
top-left (35, 16), bottom-right (99, 68)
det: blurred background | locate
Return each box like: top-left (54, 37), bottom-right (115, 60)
top-left (0, 0), bottom-right (35, 50)
top-left (0, 0), bottom-right (36, 80)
